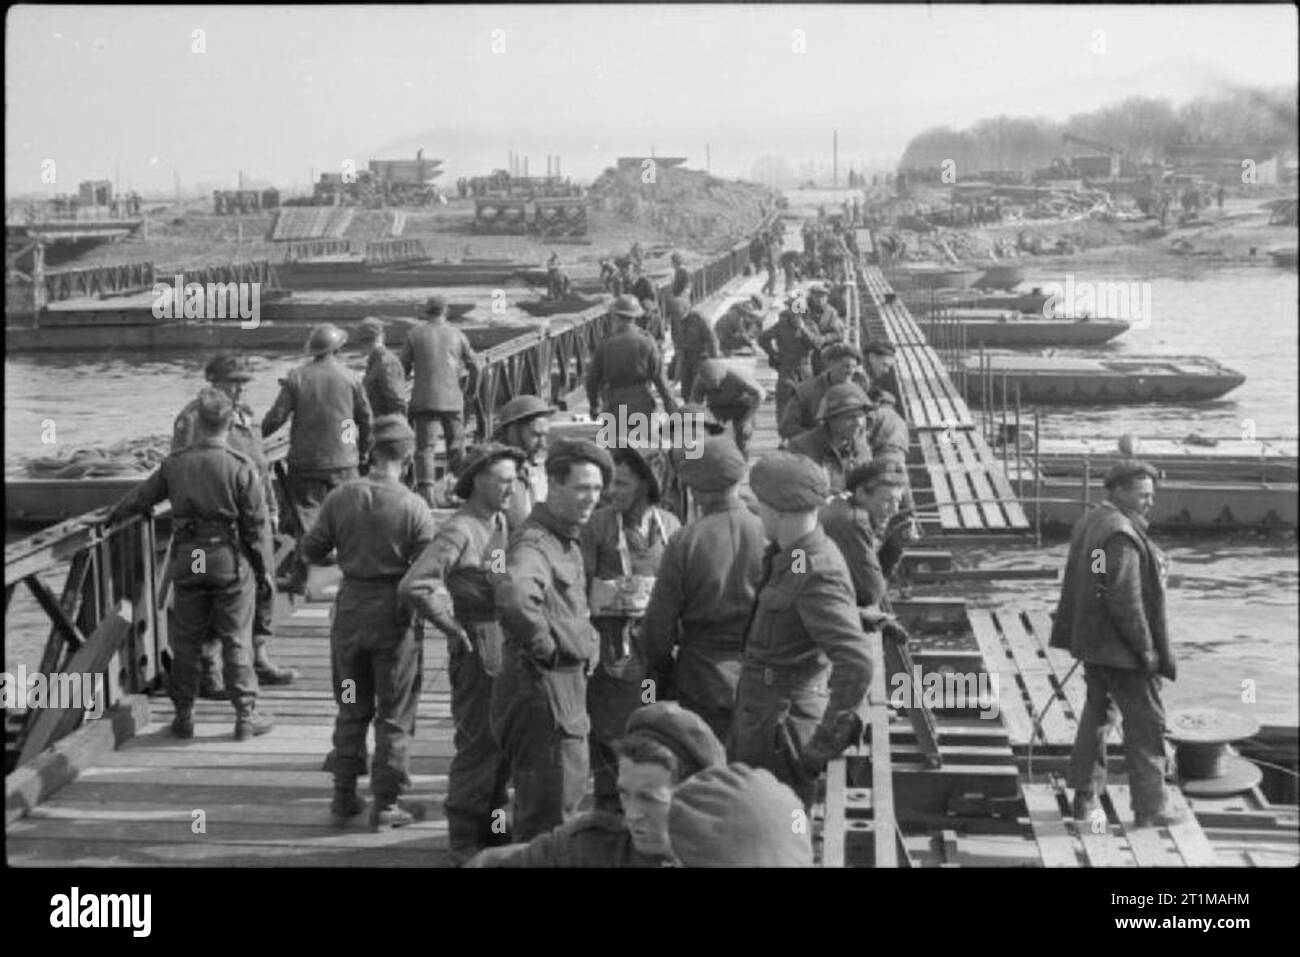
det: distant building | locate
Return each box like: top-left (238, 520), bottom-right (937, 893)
top-left (78, 180), bottom-right (113, 206)
top-left (1070, 154), bottom-right (1121, 180)
top-left (1165, 144), bottom-right (1283, 185)
top-left (617, 157), bottom-right (687, 171)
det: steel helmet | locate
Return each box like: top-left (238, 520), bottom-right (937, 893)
top-left (817, 383), bottom-right (871, 421)
top-left (306, 323), bottom-right (347, 356)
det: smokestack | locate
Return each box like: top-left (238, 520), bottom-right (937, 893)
top-left (524, 156), bottom-right (529, 178)
top-left (833, 130), bottom-right (838, 188)
top-left (547, 155), bottom-right (552, 178)
top-left (556, 156), bottom-right (561, 177)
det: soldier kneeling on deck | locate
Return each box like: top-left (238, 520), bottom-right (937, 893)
top-left (300, 415), bottom-right (438, 830)
top-left (108, 388), bottom-right (276, 741)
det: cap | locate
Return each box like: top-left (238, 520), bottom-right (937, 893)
top-left (372, 414), bottom-right (415, 447)
top-left (203, 353), bottom-right (254, 382)
top-left (610, 444), bottom-right (660, 503)
top-left (306, 323), bottom-right (347, 356)
top-left (454, 442), bottom-right (527, 500)
top-left (623, 702), bottom-right (726, 779)
top-left (546, 436), bottom-right (614, 486)
top-left (421, 295), bottom-right (448, 317)
top-left (1104, 458), bottom-right (1161, 491)
top-left (496, 395), bottom-right (554, 431)
top-left (845, 460), bottom-right (907, 494)
top-left (611, 294), bottom-right (644, 318)
top-left (817, 383), bottom-right (871, 421)
top-left (864, 340), bottom-right (897, 358)
top-left (821, 343), bottom-right (862, 365)
top-left (677, 435), bottom-right (747, 491)
top-left (749, 451), bottom-right (830, 511)
top-left (195, 387), bottom-right (233, 429)
top-left (668, 763), bottom-right (813, 867)
top-left (356, 316), bottom-right (386, 341)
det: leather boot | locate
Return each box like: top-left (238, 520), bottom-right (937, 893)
top-left (254, 648), bottom-right (300, 686)
top-left (234, 703), bottom-right (275, 741)
top-left (171, 705), bottom-right (195, 739)
top-left (1072, 790), bottom-right (1101, 822)
top-left (370, 800), bottom-right (425, 831)
top-left (331, 778), bottom-right (366, 825)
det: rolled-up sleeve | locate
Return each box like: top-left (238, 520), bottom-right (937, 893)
top-left (399, 524), bottom-right (467, 630)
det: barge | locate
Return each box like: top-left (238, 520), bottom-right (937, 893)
top-left (925, 309), bottom-right (1130, 347)
top-left (275, 257), bottom-right (539, 291)
top-left (961, 353), bottom-right (1247, 403)
top-left (973, 263), bottom-right (1025, 291)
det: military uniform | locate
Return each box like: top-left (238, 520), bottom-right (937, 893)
top-left (819, 497), bottom-right (904, 608)
top-left (400, 306), bottom-right (481, 490)
top-left (777, 368), bottom-right (870, 440)
top-left (400, 502), bottom-right (512, 861)
top-left (807, 300), bottom-right (846, 376)
top-left (475, 811), bottom-right (663, 867)
top-left (689, 361), bottom-right (765, 457)
top-left (758, 310), bottom-right (823, 421)
top-left (586, 325), bottom-right (671, 420)
top-left (491, 500), bottom-right (602, 840)
top-left (640, 443), bottom-right (765, 741)
top-left (580, 503), bottom-right (680, 812)
top-left (300, 473), bottom-right (437, 808)
top-left (714, 305), bottom-right (763, 355)
top-left (363, 343), bottom-right (409, 417)
top-left (108, 424), bottom-right (272, 733)
top-left (786, 425), bottom-right (872, 495)
top-left (732, 454), bottom-right (872, 807)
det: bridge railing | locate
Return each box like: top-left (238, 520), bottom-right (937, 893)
top-left (44, 262), bottom-right (157, 302)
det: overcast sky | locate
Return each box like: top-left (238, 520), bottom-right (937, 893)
top-left (6, 4), bottom-right (1297, 195)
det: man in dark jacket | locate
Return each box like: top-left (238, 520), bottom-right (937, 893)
top-left (355, 316), bottom-right (408, 417)
top-left (1049, 460), bottom-right (1182, 829)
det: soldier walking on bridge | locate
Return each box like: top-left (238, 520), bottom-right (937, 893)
top-left (110, 389), bottom-right (276, 741)
top-left (758, 295), bottom-right (823, 422)
top-left (300, 416), bottom-right (438, 830)
top-left (356, 317), bottom-right (408, 418)
top-left (400, 442), bottom-right (525, 862)
top-left (586, 296), bottom-right (678, 423)
top-left (173, 354), bottom-right (299, 692)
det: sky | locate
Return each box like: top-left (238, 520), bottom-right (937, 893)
top-left (6, 4), bottom-right (1298, 196)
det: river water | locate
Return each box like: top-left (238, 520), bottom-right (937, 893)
top-left (5, 264), bottom-right (1297, 724)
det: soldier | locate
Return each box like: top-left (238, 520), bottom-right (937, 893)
top-left (494, 395), bottom-right (554, 530)
top-left (689, 358), bottom-right (766, 458)
top-left (862, 340), bottom-right (898, 394)
top-left (546, 252), bottom-right (572, 301)
top-left (757, 296), bottom-right (823, 422)
top-left (401, 295), bottom-right (481, 503)
top-left (108, 389), bottom-right (275, 740)
top-left (173, 354), bottom-right (298, 693)
top-left (732, 452), bottom-right (872, 808)
top-left (819, 461), bottom-right (911, 614)
top-left (637, 297), bottom-right (666, 346)
top-left (1050, 460), bottom-right (1183, 828)
top-left (491, 438), bottom-right (612, 840)
top-left (786, 383), bottom-right (874, 495)
top-left (865, 387), bottom-right (910, 471)
top-left (668, 763), bottom-right (813, 867)
top-left (586, 295), bottom-right (678, 423)
top-left (714, 296), bottom-right (765, 356)
top-left (465, 702), bottom-right (726, 867)
top-left (665, 251), bottom-right (693, 358)
top-left (778, 248), bottom-right (803, 294)
top-left (641, 436), bottom-right (765, 741)
top-left (777, 343), bottom-right (866, 440)
top-left (355, 316), bottom-right (408, 417)
top-left (261, 323), bottom-right (373, 592)
top-left (399, 442), bottom-right (524, 862)
top-left (300, 415), bottom-right (437, 830)
top-left (673, 308), bottom-right (720, 401)
top-left (806, 284), bottom-right (846, 376)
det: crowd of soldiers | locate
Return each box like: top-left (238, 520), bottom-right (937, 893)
top-left (106, 214), bottom-right (1183, 865)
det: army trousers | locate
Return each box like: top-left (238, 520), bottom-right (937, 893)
top-left (171, 575), bottom-right (258, 713)
top-left (445, 621), bottom-right (511, 863)
top-left (490, 654), bottom-right (590, 842)
top-left (731, 661), bottom-right (830, 808)
top-left (774, 372), bottom-right (810, 423)
top-left (675, 640), bottom-right (743, 745)
top-left (587, 623), bottom-right (647, 814)
top-left (1067, 663), bottom-right (1169, 819)
top-left (412, 409), bottom-right (466, 497)
top-left (330, 581), bottom-right (423, 802)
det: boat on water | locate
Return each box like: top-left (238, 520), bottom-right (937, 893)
top-left (923, 309), bottom-right (1130, 347)
top-left (515, 294), bottom-right (604, 317)
top-left (1267, 247), bottom-right (1298, 268)
top-left (961, 353), bottom-right (1246, 403)
top-left (972, 263), bottom-right (1025, 291)
top-left (910, 288), bottom-right (1053, 315)
top-left (885, 262), bottom-right (980, 291)
top-left (275, 257), bottom-right (539, 291)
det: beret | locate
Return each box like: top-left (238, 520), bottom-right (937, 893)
top-left (195, 387), bottom-right (233, 428)
top-left (454, 442), bottom-right (527, 500)
top-left (678, 435), bottom-right (747, 491)
top-left (845, 460), bottom-right (907, 493)
top-left (546, 437), bottom-right (613, 485)
top-left (749, 451), bottom-right (830, 511)
top-left (623, 702), bottom-right (726, 779)
top-left (668, 763), bottom-right (813, 867)
top-left (610, 445), bottom-right (660, 504)
top-left (204, 353), bottom-right (254, 382)
top-left (821, 343), bottom-right (862, 364)
top-left (372, 414), bottom-right (415, 447)
top-left (1104, 458), bottom-right (1161, 491)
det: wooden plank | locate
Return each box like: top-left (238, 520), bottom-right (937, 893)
top-left (1022, 785), bottom-right (1081, 867)
top-left (995, 610), bottom-right (1075, 746)
top-left (917, 432), bottom-right (961, 529)
top-left (6, 837), bottom-right (446, 868)
top-left (822, 757), bottom-right (847, 868)
top-left (953, 432), bottom-right (1008, 529)
top-left (1163, 789), bottom-right (1220, 867)
top-left (866, 633), bottom-right (896, 868)
top-left (966, 430), bottom-right (1031, 528)
top-left (930, 429), bottom-right (986, 529)
top-left (1107, 785), bottom-right (1185, 867)
top-left (967, 611), bottom-right (1035, 746)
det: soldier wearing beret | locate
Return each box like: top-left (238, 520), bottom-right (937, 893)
top-left (757, 297), bottom-right (824, 422)
top-left (580, 444), bottom-right (681, 813)
top-left (109, 388), bottom-right (276, 741)
top-left (586, 297), bottom-right (679, 422)
top-left (641, 436), bottom-right (766, 741)
top-left (300, 415), bottom-right (438, 830)
top-left (688, 359), bottom-right (766, 457)
top-left (1050, 459), bottom-right (1182, 829)
top-left (494, 395), bottom-right (554, 530)
top-left (668, 762), bottom-right (812, 867)
top-left (173, 353), bottom-right (298, 692)
top-left (820, 462), bottom-right (912, 618)
top-left (491, 437), bottom-right (612, 840)
top-left (785, 383), bottom-right (874, 495)
top-left (263, 324), bottom-right (374, 593)
top-left (355, 316), bottom-right (408, 418)
top-left (732, 452), bottom-right (872, 808)
top-left (777, 343), bottom-right (868, 440)
top-left (399, 442), bottom-right (524, 861)
top-left (465, 701), bottom-right (726, 867)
